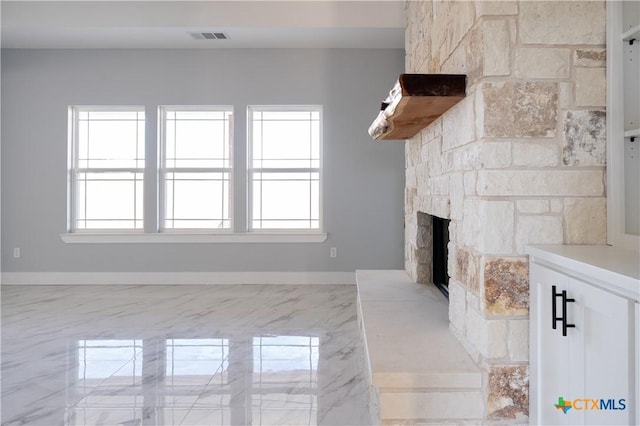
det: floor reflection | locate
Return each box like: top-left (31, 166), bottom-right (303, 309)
top-left (1, 285), bottom-right (369, 426)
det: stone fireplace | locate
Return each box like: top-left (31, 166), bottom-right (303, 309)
top-left (404, 1), bottom-right (607, 421)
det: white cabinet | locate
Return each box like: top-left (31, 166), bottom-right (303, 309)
top-left (528, 245), bottom-right (640, 426)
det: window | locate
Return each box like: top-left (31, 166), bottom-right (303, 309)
top-left (68, 107), bottom-right (145, 231)
top-left (249, 107), bottom-right (321, 230)
top-left (65, 105), bottom-right (327, 243)
top-left (160, 107), bottom-right (233, 230)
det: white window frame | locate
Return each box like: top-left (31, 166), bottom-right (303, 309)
top-left (158, 105), bottom-right (234, 233)
top-left (62, 104), bottom-right (327, 243)
top-left (67, 105), bottom-right (145, 233)
top-left (247, 105), bottom-right (323, 233)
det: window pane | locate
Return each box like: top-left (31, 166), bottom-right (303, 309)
top-left (252, 113), bottom-right (320, 169)
top-left (164, 109), bottom-right (232, 169)
top-left (84, 111), bottom-right (143, 121)
top-left (163, 172), bottom-right (230, 229)
top-left (259, 121), bottom-right (314, 159)
top-left (74, 172), bottom-right (143, 230)
top-left (174, 111), bottom-right (227, 120)
top-left (173, 179), bottom-right (222, 219)
top-left (252, 219), bottom-right (319, 230)
top-left (77, 110), bottom-right (144, 169)
top-left (173, 121), bottom-right (227, 168)
top-left (261, 180), bottom-right (310, 220)
top-left (310, 180), bottom-right (319, 220)
top-left (85, 178), bottom-right (135, 218)
top-left (251, 172), bottom-right (319, 229)
top-left (161, 108), bottom-right (233, 230)
top-left (250, 107), bottom-right (321, 230)
top-left (255, 159), bottom-right (319, 169)
top-left (70, 107), bottom-right (144, 231)
top-left (260, 111), bottom-right (317, 121)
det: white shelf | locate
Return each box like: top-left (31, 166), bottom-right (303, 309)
top-left (622, 25), bottom-right (640, 42)
top-left (625, 128), bottom-right (640, 138)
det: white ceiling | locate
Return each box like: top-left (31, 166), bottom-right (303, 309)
top-left (1, 1), bottom-right (405, 49)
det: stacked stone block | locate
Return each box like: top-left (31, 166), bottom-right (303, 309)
top-left (404, 1), bottom-right (606, 422)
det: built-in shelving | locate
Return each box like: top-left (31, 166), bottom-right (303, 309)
top-left (607, 1), bottom-right (640, 249)
top-left (368, 74), bottom-right (466, 141)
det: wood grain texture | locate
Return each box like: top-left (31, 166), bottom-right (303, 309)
top-left (369, 74), bottom-right (466, 141)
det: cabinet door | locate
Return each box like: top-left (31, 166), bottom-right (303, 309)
top-left (530, 264), bottom-right (634, 425)
top-left (566, 278), bottom-right (632, 425)
top-left (530, 264), bottom-right (571, 425)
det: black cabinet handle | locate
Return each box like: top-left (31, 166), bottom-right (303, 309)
top-left (552, 285), bottom-right (559, 330)
top-left (562, 291), bottom-right (576, 336)
top-left (551, 285), bottom-right (576, 337)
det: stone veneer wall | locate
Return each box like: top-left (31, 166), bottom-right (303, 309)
top-left (404, 1), bottom-right (606, 421)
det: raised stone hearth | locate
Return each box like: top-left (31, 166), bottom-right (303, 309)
top-left (404, 1), bottom-right (607, 422)
top-left (356, 270), bottom-right (482, 424)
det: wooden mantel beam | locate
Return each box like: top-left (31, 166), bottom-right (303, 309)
top-left (368, 74), bottom-right (467, 141)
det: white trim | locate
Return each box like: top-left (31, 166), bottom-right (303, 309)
top-left (158, 105), bottom-right (235, 232)
top-left (60, 232), bottom-right (328, 243)
top-left (1, 271), bottom-right (354, 285)
top-left (247, 105), bottom-right (323, 232)
top-left (68, 105), bottom-right (146, 232)
top-left (607, 2), bottom-right (640, 251)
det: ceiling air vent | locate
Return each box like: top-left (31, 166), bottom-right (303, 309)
top-left (189, 32), bottom-right (229, 40)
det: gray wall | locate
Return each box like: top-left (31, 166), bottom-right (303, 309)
top-left (1, 48), bottom-right (405, 272)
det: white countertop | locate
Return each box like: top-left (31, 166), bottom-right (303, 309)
top-left (526, 245), bottom-right (640, 301)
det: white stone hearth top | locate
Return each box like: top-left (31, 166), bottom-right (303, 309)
top-left (356, 270), bottom-right (481, 390)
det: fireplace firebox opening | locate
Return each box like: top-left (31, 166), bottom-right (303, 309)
top-left (415, 212), bottom-right (450, 299)
top-left (432, 216), bottom-right (450, 298)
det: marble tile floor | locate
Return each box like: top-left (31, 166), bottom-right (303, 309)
top-left (1, 284), bottom-right (370, 426)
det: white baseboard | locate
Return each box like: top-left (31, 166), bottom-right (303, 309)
top-left (1, 271), bottom-right (356, 286)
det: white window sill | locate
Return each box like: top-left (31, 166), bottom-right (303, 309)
top-left (60, 232), bottom-right (328, 244)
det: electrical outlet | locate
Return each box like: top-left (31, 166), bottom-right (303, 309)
top-left (13, 248), bottom-right (20, 258)
top-left (330, 247), bottom-right (337, 258)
